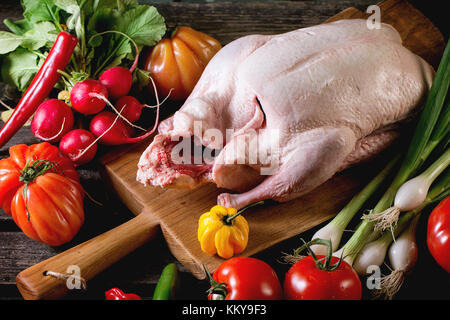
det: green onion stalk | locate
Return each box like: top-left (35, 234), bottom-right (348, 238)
top-left (307, 155), bottom-right (400, 257)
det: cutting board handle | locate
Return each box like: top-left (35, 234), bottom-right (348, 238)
top-left (16, 211), bottom-right (159, 300)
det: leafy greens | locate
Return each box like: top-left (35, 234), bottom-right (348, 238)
top-left (0, 0), bottom-right (166, 92)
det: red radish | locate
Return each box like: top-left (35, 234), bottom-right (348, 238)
top-left (87, 90), bottom-right (147, 131)
top-left (31, 99), bottom-right (74, 142)
top-left (115, 92), bottom-right (172, 123)
top-left (89, 111), bottom-right (135, 145)
top-left (99, 67), bottom-right (133, 100)
top-left (115, 95), bottom-right (144, 123)
top-left (89, 106), bottom-right (160, 146)
top-left (98, 31), bottom-right (140, 100)
top-left (70, 79), bottom-right (108, 115)
top-left (59, 129), bottom-right (98, 165)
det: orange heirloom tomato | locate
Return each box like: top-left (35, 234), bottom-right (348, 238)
top-left (0, 142), bottom-right (84, 246)
top-left (143, 26), bottom-right (222, 100)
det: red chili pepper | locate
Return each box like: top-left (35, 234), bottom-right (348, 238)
top-left (105, 288), bottom-right (142, 300)
top-left (0, 31), bottom-right (78, 148)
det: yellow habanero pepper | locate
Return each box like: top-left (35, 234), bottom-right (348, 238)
top-left (197, 202), bottom-right (263, 259)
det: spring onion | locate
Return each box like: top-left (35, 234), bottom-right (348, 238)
top-left (336, 41), bottom-right (450, 262)
top-left (395, 148), bottom-right (450, 210)
top-left (338, 166), bottom-right (450, 267)
top-left (365, 148), bottom-right (450, 230)
top-left (352, 236), bottom-right (392, 276)
top-left (377, 215), bottom-right (420, 300)
top-left (354, 169), bottom-right (449, 280)
top-left (352, 213), bottom-right (412, 276)
top-left (310, 156), bottom-right (399, 256)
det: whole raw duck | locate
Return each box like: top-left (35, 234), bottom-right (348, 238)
top-left (137, 19), bottom-right (434, 209)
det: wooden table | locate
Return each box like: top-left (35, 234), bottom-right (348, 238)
top-left (0, 0), bottom-right (448, 300)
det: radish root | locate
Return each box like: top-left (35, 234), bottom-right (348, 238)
top-left (0, 99), bottom-right (13, 110)
top-left (137, 75), bottom-right (162, 138)
top-left (89, 93), bottom-right (146, 131)
top-left (144, 88), bottom-right (174, 109)
top-left (362, 206), bottom-right (400, 232)
top-left (35, 118), bottom-right (66, 142)
top-left (73, 105), bottom-right (126, 161)
top-left (84, 191), bottom-right (104, 207)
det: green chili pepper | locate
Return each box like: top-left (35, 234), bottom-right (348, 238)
top-left (152, 263), bottom-right (179, 300)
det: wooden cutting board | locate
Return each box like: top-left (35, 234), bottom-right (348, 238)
top-left (100, 0), bottom-right (445, 275)
top-left (16, 0), bottom-right (444, 300)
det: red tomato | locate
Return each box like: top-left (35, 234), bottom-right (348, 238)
top-left (427, 196), bottom-right (450, 273)
top-left (0, 142), bottom-right (84, 246)
top-left (284, 255), bottom-right (362, 300)
top-left (208, 257), bottom-right (283, 300)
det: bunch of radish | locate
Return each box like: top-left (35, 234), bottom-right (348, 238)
top-left (31, 41), bottom-right (161, 166)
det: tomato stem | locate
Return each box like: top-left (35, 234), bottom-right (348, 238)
top-left (19, 159), bottom-right (57, 184)
top-left (204, 265), bottom-right (227, 300)
top-left (293, 238), bottom-right (343, 271)
top-left (170, 27), bottom-right (179, 39)
top-left (19, 159), bottom-right (58, 221)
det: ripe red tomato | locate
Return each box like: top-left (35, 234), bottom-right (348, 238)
top-left (427, 196), bottom-right (450, 273)
top-left (284, 255), bottom-right (362, 300)
top-left (208, 257), bottom-right (283, 300)
top-left (0, 143), bottom-right (84, 246)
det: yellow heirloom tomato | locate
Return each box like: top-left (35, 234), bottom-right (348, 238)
top-left (198, 205), bottom-right (250, 259)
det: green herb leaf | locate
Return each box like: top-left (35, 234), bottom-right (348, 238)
top-left (113, 5), bottom-right (166, 46)
top-left (0, 22), bottom-right (56, 54)
top-left (103, 53), bottom-right (128, 71)
top-left (86, 7), bottom-right (116, 35)
top-left (0, 31), bottom-right (25, 54)
top-left (54, 0), bottom-right (79, 10)
top-left (79, 0), bottom-right (114, 19)
top-left (54, 0), bottom-right (82, 37)
top-left (132, 67), bottom-right (151, 93)
top-left (21, 21), bottom-right (57, 50)
top-left (117, 0), bottom-right (139, 13)
top-left (21, 0), bottom-right (60, 24)
top-left (14, 19), bottom-right (33, 34)
top-left (1, 48), bottom-right (39, 91)
top-left (3, 18), bottom-right (28, 35)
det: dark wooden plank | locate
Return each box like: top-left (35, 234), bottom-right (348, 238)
top-left (154, 1), bottom-right (376, 45)
top-left (0, 231), bottom-right (208, 299)
top-left (0, 0), bottom-right (448, 300)
top-left (2, 1), bottom-right (443, 43)
top-left (0, 1), bottom-right (375, 37)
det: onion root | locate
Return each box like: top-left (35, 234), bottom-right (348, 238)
top-left (362, 206), bottom-right (400, 232)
